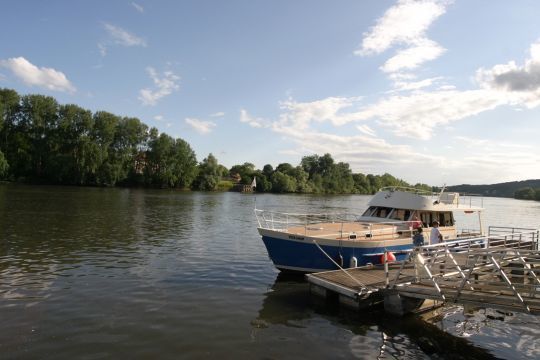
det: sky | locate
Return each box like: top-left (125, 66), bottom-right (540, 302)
top-left (1, 0), bottom-right (540, 186)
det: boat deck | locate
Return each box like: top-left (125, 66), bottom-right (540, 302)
top-left (307, 263), bottom-right (416, 295)
top-left (286, 222), bottom-right (411, 240)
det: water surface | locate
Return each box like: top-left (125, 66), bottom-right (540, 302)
top-left (1, 184), bottom-right (539, 359)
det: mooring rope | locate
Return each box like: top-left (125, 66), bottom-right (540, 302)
top-left (312, 240), bottom-right (367, 289)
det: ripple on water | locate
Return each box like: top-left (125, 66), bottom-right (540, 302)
top-left (0, 186), bottom-right (539, 358)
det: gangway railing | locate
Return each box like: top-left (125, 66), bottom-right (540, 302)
top-left (385, 228), bottom-right (540, 314)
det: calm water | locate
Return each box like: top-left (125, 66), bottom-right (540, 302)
top-left (1, 184), bottom-right (539, 359)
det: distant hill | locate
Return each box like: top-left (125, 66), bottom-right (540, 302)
top-left (446, 179), bottom-right (540, 198)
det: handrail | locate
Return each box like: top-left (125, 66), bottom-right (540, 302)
top-left (385, 228), bottom-right (540, 313)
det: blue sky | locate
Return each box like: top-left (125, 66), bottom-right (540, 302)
top-left (1, 0), bottom-right (540, 186)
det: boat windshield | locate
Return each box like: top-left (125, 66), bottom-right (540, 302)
top-left (362, 206), bottom-right (392, 218)
top-left (362, 206), bottom-right (455, 227)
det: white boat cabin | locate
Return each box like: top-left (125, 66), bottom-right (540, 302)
top-left (358, 187), bottom-right (484, 242)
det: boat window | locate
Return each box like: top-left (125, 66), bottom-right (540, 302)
top-left (362, 206), bottom-right (393, 218)
top-left (441, 212), bottom-right (454, 226)
top-left (419, 212), bottom-right (433, 227)
top-left (389, 209), bottom-right (409, 221)
top-left (362, 206), bottom-right (377, 217)
top-left (372, 207), bottom-right (392, 218)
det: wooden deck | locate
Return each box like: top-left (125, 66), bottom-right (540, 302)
top-left (306, 263), bottom-right (417, 303)
top-left (306, 232), bottom-right (540, 316)
top-left (287, 222), bottom-right (412, 240)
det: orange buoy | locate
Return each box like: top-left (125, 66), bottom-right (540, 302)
top-left (380, 252), bottom-right (396, 264)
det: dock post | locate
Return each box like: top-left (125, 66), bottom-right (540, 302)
top-left (383, 289), bottom-right (406, 316)
top-left (383, 289), bottom-right (425, 316)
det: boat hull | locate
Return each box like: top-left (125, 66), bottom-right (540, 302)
top-left (259, 228), bottom-right (412, 273)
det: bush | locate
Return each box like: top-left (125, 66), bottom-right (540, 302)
top-left (216, 180), bottom-right (234, 191)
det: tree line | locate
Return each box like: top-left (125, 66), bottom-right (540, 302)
top-left (515, 187), bottom-right (540, 201)
top-left (0, 88), bottom-right (429, 193)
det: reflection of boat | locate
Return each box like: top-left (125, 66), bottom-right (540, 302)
top-left (255, 187), bottom-right (484, 273)
top-left (254, 273), bottom-right (311, 327)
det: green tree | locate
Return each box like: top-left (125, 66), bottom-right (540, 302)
top-left (275, 163), bottom-right (294, 175)
top-left (0, 151), bottom-right (7, 178)
top-left (353, 173), bottom-right (369, 194)
top-left (262, 164), bottom-right (274, 178)
top-left (230, 162), bottom-right (256, 184)
top-left (49, 104), bottom-right (94, 184)
top-left (515, 187), bottom-right (536, 200)
top-left (271, 171), bottom-right (297, 193)
top-left (193, 153), bottom-right (221, 190)
top-left (16, 94), bottom-right (59, 180)
top-left (300, 154), bottom-right (320, 177)
top-left (171, 138), bottom-right (198, 188)
top-left (0, 89), bottom-right (21, 175)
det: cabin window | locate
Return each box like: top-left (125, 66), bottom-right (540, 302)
top-left (441, 212), bottom-right (454, 226)
top-left (419, 212), bottom-right (430, 227)
top-left (362, 206), bottom-right (376, 217)
top-left (362, 206), bottom-right (393, 218)
top-left (389, 209), bottom-right (409, 221)
top-left (375, 207), bottom-right (392, 218)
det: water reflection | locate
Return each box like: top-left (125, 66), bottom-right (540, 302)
top-left (255, 273), bottom-right (311, 327)
top-left (0, 185), bottom-right (538, 358)
top-left (255, 273), bottom-right (497, 359)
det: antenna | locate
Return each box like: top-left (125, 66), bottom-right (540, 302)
top-left (437, 183), bottom-right (446, 203)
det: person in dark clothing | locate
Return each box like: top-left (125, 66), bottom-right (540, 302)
top-left (413, 227), bottom-right (425, 247)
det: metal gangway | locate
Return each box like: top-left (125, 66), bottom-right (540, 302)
top-left (386, 226), bottom-right (540, 315)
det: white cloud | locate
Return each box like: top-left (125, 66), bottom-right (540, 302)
top-left (154, 115), bottom-right (163, 121)
top-left (476, 39), bottom-right (540, 107)
top-left (356, 89), bottom-right (509, 139)
top-left (138, 67), bottom-right (180, 106)
top-left (272, 125), bottom-right (441, 175)
top-left (131, 2), bottom-right (144, 13)
top-left (277, 96), bottom-right (363, 129)
top-left (103, 23), bottom-right (147, 47)
top-left (97, 43), bottom-right (107, 57)
top-left (356, 0), bottom-right (451, 75)
top-left (381, 39), bottom-right (445, 73)
top-left (185, 118), bottom-right (216, 134)
top-left (0, 56), bottom-right (76, 93)
top-left (356, 0), bottom-right (449, 55)
top-left (356, 124), bottom-right (376, 137)
top-left (240, 109), bottom-right (270, 128)
top-left (210, 112), bottom-right (225, 117)
top-left (391, 76), bottom-right (442, 92)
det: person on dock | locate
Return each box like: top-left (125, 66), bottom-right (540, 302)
top-left (430, 220), bottom-right (443, 244)
top-left (413, 227), bottom-right (424, 247)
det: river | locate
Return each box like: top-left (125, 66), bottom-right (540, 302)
top-left (0, 184), bottom-right (539, 359)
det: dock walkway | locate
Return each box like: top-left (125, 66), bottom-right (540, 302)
top-left (307, 227), bottom-right (540, 315)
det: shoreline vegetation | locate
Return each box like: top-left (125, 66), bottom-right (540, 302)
top-left (0, 88), bottom-right (430, 195)
top-left (1, 88), bottom-right (538, 199)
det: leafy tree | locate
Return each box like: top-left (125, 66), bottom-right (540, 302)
top-left (0, 151), bottom-right (8, 178)
top-left (230, 162), bottom-right (256, 184)
top-left (262, 164), bottom-right (273, 178)
top-left (0, 89), bottom-right (21, 172)
top-left (275, 163), bottom-right (294, 175)
top-left (271, 171), bottom-right (297, 193)
top-left (353, 173), bottom-right (369, 194)
top-left (49, 104), bottom-right (94, 184)
top-left (515, 187), bottom-right (536, 200)
top-left (193, 153), bottom-right (221, 191)
top-left (300, 154), bottom-right (320, 177)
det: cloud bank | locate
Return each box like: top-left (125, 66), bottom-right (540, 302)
top-left (139, 67), bottom-right (180, 106)
top-left (0, 56), bottom-right (76, 93)
top-left (185, 118), bottom-right (216, 134)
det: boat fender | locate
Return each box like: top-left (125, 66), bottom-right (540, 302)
top-left (380, 252), bottom-right (396, 264)
top-left (336, 254), bottom-right (344, 268)
top-left (350, 256), bottom-right (358, 268)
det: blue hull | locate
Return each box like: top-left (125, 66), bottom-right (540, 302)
top-left (262, 235), bottom-right (411, 273)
